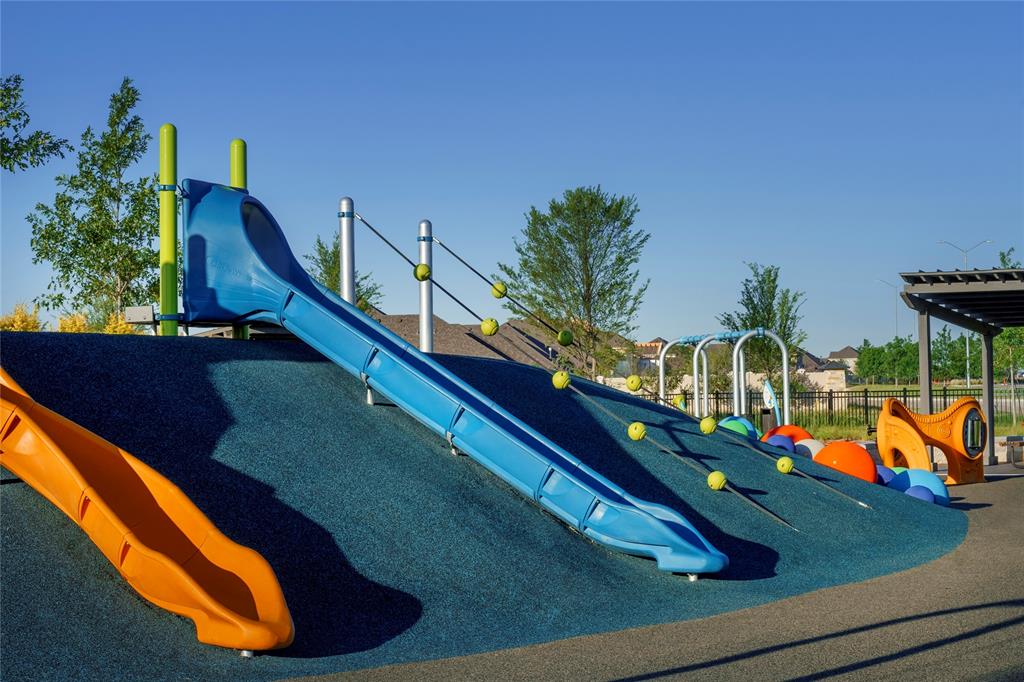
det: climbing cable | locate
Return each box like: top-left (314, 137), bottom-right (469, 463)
top-left (432, 236), bottom-right (562, 337)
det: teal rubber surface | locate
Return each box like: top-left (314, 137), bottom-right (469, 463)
top-left (0, 332), bottom-right (967, 681)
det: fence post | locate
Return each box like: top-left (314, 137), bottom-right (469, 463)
top-left (827, 390), bottom-right (834, 424)
top-left (943, 385), bottom-right (948, 411)
top-left (863, 388), bottom-right (869, 429)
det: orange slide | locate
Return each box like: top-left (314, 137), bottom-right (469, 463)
top-left (876, 396), bottom-right (987, 485)
top-left (0, 369), bottom-right (293, 651)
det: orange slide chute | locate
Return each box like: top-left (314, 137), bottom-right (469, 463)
top-left (876, 396), bottom-right (986, 486)
top-left (0, 369), bottom-right (293, 651)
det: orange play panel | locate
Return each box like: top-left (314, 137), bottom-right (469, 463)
top-left (876, 397), bottom-right (986, 485)
top-left (0, 369), bottom-right (293, 651)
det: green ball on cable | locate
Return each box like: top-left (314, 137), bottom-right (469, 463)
top-left (491, 281), bottom-right (507, 299)
top-left (414, 263), bottom-right (431, 281)
top-left (626, 374), bottom-right (643, 392)
top-left (552, 371), bottom-right (571, 390)
top-left (672, 395), bottom-right (686, 410)
top-left (776, 456), bottom-right (795, 474)
top-left (699, 416), bottom-right (717, 434)
top-left (480, 318), bottom-right (499, 336)
top-left (557, 330), bottom-right (574, 347)
top-left (627, 421), bottom-right (647, 441)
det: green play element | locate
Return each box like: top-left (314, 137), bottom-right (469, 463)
top-left (557, 330), bottom-right (574, 346)
top-left (719, 420), bottom-right (752, 438)
top-left (627, 421), bottom-right (646, 441)
top-left (552, 371), bottom-right (571, 390)
top-left (672, 395), bottom-right (686, 410)
top-left (414, 263), bottom-right (431, 281)
top-left (776, 456), bottom-right (794, 475)
top-left (626, 375), bottom-right (642, 392)
top-left (491, 281), bottom-right (507, 299)
top-left (699, 416), bottom-right (717, 434)
top-left (229, 138), bottom-right (250, 340)
top-left (158, 123), bottom-right (178, 337)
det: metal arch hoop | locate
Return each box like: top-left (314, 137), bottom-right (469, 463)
top-left (658, 336), bottom-right (709, 415)
top-left (732, 328), bottom-right (791, 424)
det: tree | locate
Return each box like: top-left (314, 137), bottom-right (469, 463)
top-left (1, 75), bottom-right (70, 172)
top-left (0, 303), bottom-right (44, 331)
top-left (57, 313), bottom-right (89, 333)
top-left (304, 233), bottom-right (383, 313)
top-left (498, 186), bottom-right (650, 378)
top-left (997, 247), bottom-right (1021, 269)
top-left (717, 263), bottom-right (806, 385)
top-left (27, 78), bottom-right (158, 313)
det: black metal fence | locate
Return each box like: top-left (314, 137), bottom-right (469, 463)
top-left (662, 386), bottom-right (1023, 432)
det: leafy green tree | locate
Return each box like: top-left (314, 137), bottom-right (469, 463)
top-left (997, 247), bottom-right (1021, 269)
top-left (1, 75), bottom-right (70, 172)
top-left (498, 185), bottom-right (650, 378)
top-left (717, 262), bottom-right (806, 385)
top-left (855, 339), bottom-right (885, 383)
top-left (27, 78), bottom-right (157, 312)
top-left (304, 233), bottom-right (383, 313)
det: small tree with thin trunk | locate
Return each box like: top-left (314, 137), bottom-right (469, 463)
top-left (27, 78), bottom-right (157, 313)
top-left (717, 262), bottom-right (806, 386)
top-left (498, 186), bottom-right (650, 378)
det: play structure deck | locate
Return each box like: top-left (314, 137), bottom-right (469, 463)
top-left (0, 330), bottom-right (970, 681)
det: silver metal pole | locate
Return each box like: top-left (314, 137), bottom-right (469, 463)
top-left (692, 335), bottom-right (716, 417)
top-left (658, 340), bottom-right (679, 401)
top-left (733, 329), bottom-right (791, 424)
top-left (739, 351), bottom-right (747, 415)
top-left (339, 197), bottom-right (355, 304)
top-left (418, 219), bottom-right (433, 353)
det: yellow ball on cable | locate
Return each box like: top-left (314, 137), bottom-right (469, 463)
top-left (707, 470), bottom-right (727, 491)
top-left (491, 281), bottom-right (507, 299)
top-left (552, 370), bottom-right (571, 390)
top-left (626, 374), bottom-right (643, 392)
top-left (699, 416), bottom-right (717, 434)
top-left (776, 456), bottom-right (794, 475)
top-left (480, 318), bottom-right (499, 336)
top-left (627, 421), bottom-right (647, 441)
top-left (672, 395), bottom-right (686, 410)
top-left (414, 263), bottom-right (431, 281)
top-left (557, 330), bottom-right (574, 347)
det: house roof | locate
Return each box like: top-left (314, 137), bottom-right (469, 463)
top-left (818, 360), bottom-right (850, 371)
top-left (828, 345), bottom-right (859, 359)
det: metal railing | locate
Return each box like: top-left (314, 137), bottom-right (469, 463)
top-left (658, 386), bottom-right (1023, 432)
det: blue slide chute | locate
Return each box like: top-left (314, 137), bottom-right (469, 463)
top-left (181, 180), bottom-right (728, 575)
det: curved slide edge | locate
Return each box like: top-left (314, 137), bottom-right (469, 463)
top-left (181, 180), bottom-right (728, 575)
top-left (0, 368), bottom-right (294, 651)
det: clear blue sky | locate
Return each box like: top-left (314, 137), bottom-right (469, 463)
top-left (2, 1), bottom-right (1021, 355)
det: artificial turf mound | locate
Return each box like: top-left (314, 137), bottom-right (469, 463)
top-left (0, 332), bottom-right (966, 681)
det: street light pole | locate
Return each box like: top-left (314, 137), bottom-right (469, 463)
top-left (877, 279), bottom-right (899, 386)
top-left (937, 239), bottom-right (992, 389)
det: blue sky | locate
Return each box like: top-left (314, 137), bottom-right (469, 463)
top-left (2, 1), bottom-right (1021, 354)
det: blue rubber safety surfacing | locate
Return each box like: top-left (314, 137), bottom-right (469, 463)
top-left (0, 333), bottom-right (966, 682)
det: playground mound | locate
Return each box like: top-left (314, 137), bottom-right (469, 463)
top-left (0, 332), bottom-right (966, 682)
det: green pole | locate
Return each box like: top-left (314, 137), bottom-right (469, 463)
top-left (159, 123), bottom-right (178, 337)
top-left (229, 138), bottom-right (250, 340)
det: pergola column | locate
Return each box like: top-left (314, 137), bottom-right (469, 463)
top-left (916, 307), bottom-right (934, 469)
top-left (981, 332), bottom-right (997, 464)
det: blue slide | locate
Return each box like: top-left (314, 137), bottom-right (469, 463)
top-left (181, 180), bottom-right (728, 575)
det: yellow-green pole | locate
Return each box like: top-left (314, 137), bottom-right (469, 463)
top-left (229, 138), bottom-right (250, 340)
top-left (159, 123), bottom-right (178, 337)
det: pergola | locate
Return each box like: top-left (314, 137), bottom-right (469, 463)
top-left (900, 268), bottom-right (1024, 465)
